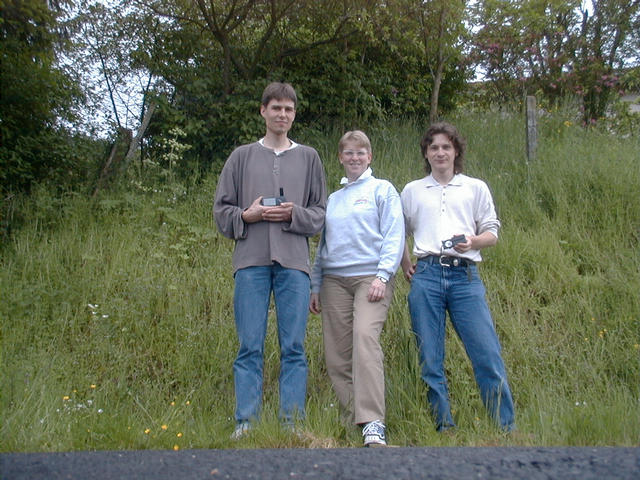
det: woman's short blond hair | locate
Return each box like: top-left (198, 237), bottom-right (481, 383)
top-left (338, 130), bottom-right (372, 153)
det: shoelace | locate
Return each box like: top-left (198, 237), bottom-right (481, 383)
top-left (363, 421), bottom-right (385, 437)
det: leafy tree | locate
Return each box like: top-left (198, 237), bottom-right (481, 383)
top-left (138, 0), bottom-right (365, 88)
top-left (408, 0), bottom-right (470, 122)
top-left (64, 0), bottom-right (162, 135)
top-left (472, 0), bottom-right (580, 103)
top-left (0, 0), bottom-right (86, 194)
top-left (472, 0), bottom-right (640, 123)
top-left (131, 1), bottom-right (468, 167)
top-left (55, 0), bottom-right (472, 180)
top-left (574, 0), bottom-right (640, 123)
top-left (61, 0), bottom-right (168, 192)
top-left (129, 0), bottom-right (392, 170)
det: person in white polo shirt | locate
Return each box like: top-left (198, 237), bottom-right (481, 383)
top-left (401, 122), bottom-right (515, 433)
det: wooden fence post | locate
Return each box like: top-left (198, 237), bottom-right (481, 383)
top-left (526, 95), bottom-right (538, 162)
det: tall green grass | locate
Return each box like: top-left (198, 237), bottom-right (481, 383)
top-left (1, 112), bottom-right (639, 451)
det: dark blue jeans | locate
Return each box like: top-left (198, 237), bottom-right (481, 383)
top-left (408, 258), bottom-right (515, 431)
top-left (233, 263), bottom-right (310, 424)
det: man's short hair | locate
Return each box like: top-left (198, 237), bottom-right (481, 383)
top-left (338, 130), bottom-right (372, 153)
top-left (420, 122), bottom-right (466, 174)
top-left (262, 82), bottom-right (297, 108)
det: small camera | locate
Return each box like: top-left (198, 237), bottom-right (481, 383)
top-left (442, 234), bottom-right (466, 249)
top-left (261, 188), bottom-right (286, 207)
top-left (261, 196), bottom-right (286, 206)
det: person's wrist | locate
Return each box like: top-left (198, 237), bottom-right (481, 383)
top-left (376, 275), bottom-right (388, 284)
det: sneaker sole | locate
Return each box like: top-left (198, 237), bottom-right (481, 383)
top-left (364, 437), bottom-right (387, 447)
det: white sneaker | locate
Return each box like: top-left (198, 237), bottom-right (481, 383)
top-left (362, 420), bottom-right (387, 447)
top-left (230, 421), bottom-right (251, 440)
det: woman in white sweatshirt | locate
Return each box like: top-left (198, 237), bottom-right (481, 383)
top-left (309, 130), bottom-right (404, 447)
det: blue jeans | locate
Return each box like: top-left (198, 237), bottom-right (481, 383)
top-left (233, 263), bottom-right (310, 424)
top-left (408, 258), bottom-right (515, 431)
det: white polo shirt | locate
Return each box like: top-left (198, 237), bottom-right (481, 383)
top-left (401, 174), bottom-right (500, 262)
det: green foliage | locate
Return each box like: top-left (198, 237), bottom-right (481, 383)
top-left (472, 0), bottom-right (640, 123)
top-left (100, 0), bottom-right (470, 172)
top-left (144, 78), bottom-right (267, 175)
top-left (0, 0), bottom-right (87, 195)
top-left (5, 0), bottom-right (638, 200)
top-left (602, 98), bottom-right (640, 137)
top-left (1, 115), bottom-right (638, 451)
top-left (602, 67), bottom-right (640, 137)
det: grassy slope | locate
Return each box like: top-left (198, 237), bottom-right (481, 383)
top-left (1, 113), bottom-right (639, 451)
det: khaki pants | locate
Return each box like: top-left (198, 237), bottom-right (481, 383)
top-left (320, 274), bottom-right (394, 425)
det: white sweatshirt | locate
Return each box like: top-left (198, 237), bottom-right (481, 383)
top-left (311, 168), bottom-right (404, 292)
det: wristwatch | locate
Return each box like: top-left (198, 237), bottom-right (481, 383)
top-left (376, 276), bottom-right (388, 284)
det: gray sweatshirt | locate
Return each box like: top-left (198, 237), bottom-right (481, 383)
top-left (213, 141), bottom-right (327, 275)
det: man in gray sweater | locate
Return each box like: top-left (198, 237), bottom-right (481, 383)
top-left (214, 82), bottom-right (327, 439)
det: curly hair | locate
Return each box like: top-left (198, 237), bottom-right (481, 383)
top-left (420, 122), bottom-right (466, 174)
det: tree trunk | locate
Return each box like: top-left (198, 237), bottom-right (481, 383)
top-left (93, 101), bottom-right (156, 197)
top-left (430, 63), bottom-right (444, 124)
top-left (92, 128), bottom-right (132, 197)
top-left (427, 4), bottom-right (448, 124)
top-left (123, 101), bottom-right (157, 167)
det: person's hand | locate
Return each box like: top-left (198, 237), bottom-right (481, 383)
top-left (453, 234), bottom-right (472, 254)
top-left (262, 201), bottom-right (293, 223)
top-left (402, 263), bottom-right (416, 282)
top-left (367, 277), bottom-right (386, 302)
top-left (453, 231), bottom-right (497, 252)
top-left (309, 293), bottom-right (321, 314)
top-left (241, 197), bottom-right (266, 224)
top-left (241, 198), bottom-right (294, 223)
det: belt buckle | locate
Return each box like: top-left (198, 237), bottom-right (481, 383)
top-left (439, 256), bottom-right (459, 267)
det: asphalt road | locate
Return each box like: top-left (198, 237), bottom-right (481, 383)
top-left (2, 447), bottom-right (639, 480)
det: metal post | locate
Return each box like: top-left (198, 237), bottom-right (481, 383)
top-left (526, 95), bottom-right (537, 162)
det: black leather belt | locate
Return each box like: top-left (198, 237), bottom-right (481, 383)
top-left (419, 255), bottom-right (475, 267)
